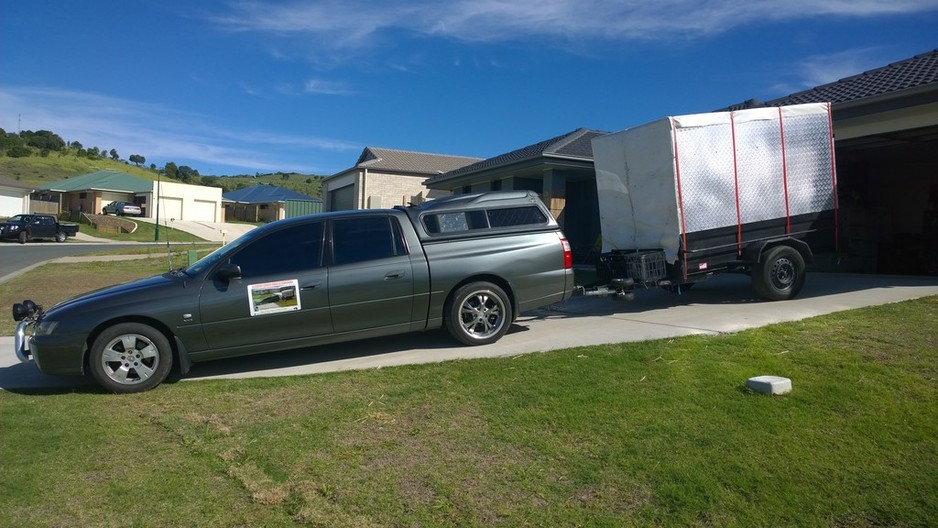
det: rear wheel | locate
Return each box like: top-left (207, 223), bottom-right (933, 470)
top-left (55, 231), bottom-right (67, 243)
top-left (89, 323), bottom-right (173, 393)
top-left (445, 282), bottom-right (512, 345)
top-left (753, 246), bottom-right (805, 301)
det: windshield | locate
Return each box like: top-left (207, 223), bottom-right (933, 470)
top-left (7, 215), bottom-right (25, 222)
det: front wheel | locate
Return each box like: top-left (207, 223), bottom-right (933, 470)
top-left (445, 282), bottom-right (512, 345)
top-left (18, 231), bottom-right (28, 244)
top-left (89, 323), bottom-right (173, 393)
top-left (753, 246), bottom-right (806, 301)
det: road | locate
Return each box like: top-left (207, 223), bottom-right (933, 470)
top-left (2, 272), bottom-right (937, 393)
top-left (0, 241), bottom-right (151, 283)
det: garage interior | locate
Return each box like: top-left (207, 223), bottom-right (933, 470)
top-left (837, 124), bottom-right (938, 275)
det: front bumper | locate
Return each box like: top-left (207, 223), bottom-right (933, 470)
top-left (14, 320), bottom-right (33, 363)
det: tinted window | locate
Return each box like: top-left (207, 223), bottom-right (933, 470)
top-left (487, 206), bottom-right (547, 227)
top-left (229, 222), bottom-right (323, 279)
top-left (333, 216), bottom-right (407, 265)
top-left (422, 211), bottom-right (488, 234)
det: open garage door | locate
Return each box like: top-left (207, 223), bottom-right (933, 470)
top-left (837, 125), bottom-right (938, 276)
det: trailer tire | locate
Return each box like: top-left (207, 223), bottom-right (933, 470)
top-left (753, 245), bottom-right (805, 301)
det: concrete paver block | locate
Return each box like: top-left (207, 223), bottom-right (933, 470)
top-left (747, 375), bottom-right (792, 395)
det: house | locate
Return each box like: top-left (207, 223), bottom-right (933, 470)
top-left (223, 184), bottom-right (322, 222)
top-left (426, 49), bottom-right (938, 274)
top-left (36, 170), bottom-right (223, 222)
top-left (322, 147), bottom-right (482, 211)
top-left (0, 174), bottom-right (33, 217)
top-left (424, 128), bottom-right (606, 260)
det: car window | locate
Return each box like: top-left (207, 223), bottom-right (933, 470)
top-left (422, 210), bottom-right (488, 234)
top-left (228, 221), bottom-right (324, 279)
top-left (332, 216), bottom-right (407, 265)
top-left (486, 206), bottom-right (548, 227)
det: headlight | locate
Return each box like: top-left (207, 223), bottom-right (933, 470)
top-left (33, 320), bottom-right (59, 337)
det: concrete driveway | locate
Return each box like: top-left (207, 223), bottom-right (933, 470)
top-left (134, 217), bottom-right (256, 242)
top-left (2, 272), bottom-right (937, 392)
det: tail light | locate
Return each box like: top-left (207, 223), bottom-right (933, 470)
top-left (559, 236), bottom-right (573, 269)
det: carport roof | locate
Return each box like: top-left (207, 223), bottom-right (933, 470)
top-left (37, 171), bottom-right (152, 193)
top-left (223, 184), bottom-right (321, 204)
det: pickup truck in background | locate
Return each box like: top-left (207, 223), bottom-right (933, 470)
top-left (13, 191), bottom-right (574, 393)
top-left (0, 214), bottom-right (79, 243)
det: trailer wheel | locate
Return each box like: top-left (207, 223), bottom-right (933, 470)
top-left (753, 246), bottom-right (805, 301)
top-left (445, 282), bottom-right (512, 346)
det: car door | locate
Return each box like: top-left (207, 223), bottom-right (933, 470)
top-left (32, 216), bottom-right (56, 238)
top-left (327, 215), bottom-right (416, 334)
top-left (197, 220), bottom-right (333, 353)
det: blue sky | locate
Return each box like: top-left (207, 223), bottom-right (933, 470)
top-left (2, 1), bottom-right (937, 177)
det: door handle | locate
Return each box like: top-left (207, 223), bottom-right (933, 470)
top-left (384, 270), bottom-right (405, 280)
top-left (300, 281), bottom-right (323, 290)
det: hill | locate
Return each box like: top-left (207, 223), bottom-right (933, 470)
top-left (0, 152), bottom-right (325, 198)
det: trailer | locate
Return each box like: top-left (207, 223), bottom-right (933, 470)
top-left (584, 102), bottom-right (838, 301)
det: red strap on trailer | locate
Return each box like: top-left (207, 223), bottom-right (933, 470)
top-left (778, 107), bottom-right (792, 234)
top-left (826, 102), bottom-right (840, 252)
top-left (730, 112), bottom-right (742, 257)
top-left (670, 118), bottom-right (689, 280)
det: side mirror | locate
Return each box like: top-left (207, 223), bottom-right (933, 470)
top-left (214, 263), bottom-right (242, 282)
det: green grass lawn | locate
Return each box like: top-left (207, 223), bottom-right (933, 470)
top-left (1, 257), bottom-right (935, 526)
top-left (78, 219), bottom-right (207, 243)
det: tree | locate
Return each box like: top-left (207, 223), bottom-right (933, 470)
top-left (129, 154), bottom-right (146, 166)
top-left (162, 162), bottom-right (178, 179)
top-left (20, 130), bottom-right (65, 151)
top-left (176, 165), bottom-right (199, 183)
top-left (109, 148), bottom-right (119, 161)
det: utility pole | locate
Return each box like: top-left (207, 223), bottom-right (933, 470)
top-left (155, 173), bottom-right (161, 242)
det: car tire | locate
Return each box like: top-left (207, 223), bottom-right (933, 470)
top-left (753, 245), bottom-right (806, 301)
top-left (55, 231), bottom-right (67, 243)
top-left (89, 323), bottom-right (173, 393)
top-left (18, 231), bottom-right (28, 244)
top-left (445, 281), bottom-right (512, 346)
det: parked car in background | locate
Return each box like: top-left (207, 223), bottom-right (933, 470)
top-left (102, 201), bottom-right (142, 216)
top-left (0, 214), bottom-right (79, 243)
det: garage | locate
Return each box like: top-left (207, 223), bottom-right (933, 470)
top-left (837, 125), bottom-right (938, 275)
top-left (191, 199), bottom-right (218, 222)
top-left (750, 51), bottom-right (938, 276)
top-left (157, 197), bottom-right (183, 222)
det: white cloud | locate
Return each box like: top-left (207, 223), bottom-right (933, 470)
top-left (208, 0), bottom-right (938, 48)
top-left (762, 46), bottom-right (895, 96)
top-left (0, 87), bottom-right (359, 174)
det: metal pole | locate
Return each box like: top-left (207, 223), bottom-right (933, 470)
top-left (155, 173), bottom-right (161, 242)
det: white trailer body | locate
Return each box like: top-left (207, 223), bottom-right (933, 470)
top-left (589, 102), bottom-right (839, 300)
